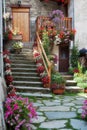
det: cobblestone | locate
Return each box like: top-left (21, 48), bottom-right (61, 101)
top-left (32, 95), bottom-right (87, 129)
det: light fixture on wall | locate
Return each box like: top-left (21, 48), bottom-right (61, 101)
top-left (17, 0), bottom-right (21, 6)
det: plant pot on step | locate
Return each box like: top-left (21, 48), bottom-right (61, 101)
top-left (52, 87), bottom-right (65, 94)
top-left (14, 48), bottom-right (22, 54)
top-left (51, 83), bottom-right (65, 95)
top-left (84, 87), bottom-right (87, 93)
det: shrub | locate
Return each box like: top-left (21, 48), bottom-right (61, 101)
top-left (4, 96), bottom-right (37, 130)
top-left (81, 100), bottom-right (87, 121)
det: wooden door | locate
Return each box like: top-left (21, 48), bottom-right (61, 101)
top-left (12, 7), bottom-right (30, 42)
top-left (59, 43), bottom-right (69, 72)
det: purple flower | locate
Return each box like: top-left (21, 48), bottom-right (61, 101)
top-left (49, 9), bottom-right (64, 24)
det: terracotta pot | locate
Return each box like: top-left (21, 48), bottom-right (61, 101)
top-left (84, 87), bottom-right (87, 93)
top-left (52, 88), bottom-right (65, 94)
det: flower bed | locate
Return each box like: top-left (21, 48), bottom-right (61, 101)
top-left (4, 96), bottom-right (37, 130)
top-left (3, 49), bottom-right (38, 130)
top-left (81, 100), bottom-right (87, 121)
top-left (33, 47), bottom-right (50, 87)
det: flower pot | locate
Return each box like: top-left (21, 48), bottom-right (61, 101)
top-left (14, 48), bottom-right (22, 54)
top-left (12, 34), bottom-right (22, 41)
top-left (84, 87), bottom-right (87, 93)
top-left (52, 88), bottom-right (65, 94)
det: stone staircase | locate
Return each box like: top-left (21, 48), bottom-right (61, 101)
top-left (10, 48), bottom-right (52, 98)
top-left (62, 73), bottom-right (83, 93)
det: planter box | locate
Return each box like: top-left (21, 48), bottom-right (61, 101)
top-left (12, 35), bottom-right (22, 41)
top-left (14, 48), bottom-right (22, 54)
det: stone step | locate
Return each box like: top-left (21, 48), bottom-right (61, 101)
top-left (11, 63), bottom-right (36, 68)
top-left (65, 86), bottom-right (83, 93)
top-left (13, 76), bottom-right (41, 81)
top-left (11, 58), bottom-right (34, 62)
top-left (66, 80), bottom-right (77, 86)
top-left (15, 86), bottom-right (50, 94)
top-left (12, 72), bottom-right (38, 76)
top-left (13, 81), bottom-right (43, 87)
top-left (10, 53), bottom-right (33, 57)
top-left (22, 48), bottom-right (32, 52)
top-left (62, 75), bottom-right (73, 80)
top-left (10, 56), bottom-right (33, 60)
top-left (16, 92), bottom-right (53, 98)
top-left (11, 59), bottom-right (35, 64)
top-left (12, 68), bottom-right (37, 72)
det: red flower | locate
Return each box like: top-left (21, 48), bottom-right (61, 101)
top-left (37, 66), bottom-right (45, 73)
top-left (34, 52), bottom-right (40, 57)
top-left (73, 68), bottom-right (79, 73)
top-left (5, 75), bottom-right (13, 83)
top-left (71, 29), bottom-right (76, 35)
top-left (36, 59), bottom-right (43, 64)
top-left (8, 33), bottom-right (12, 40)
top-left (8, 87), bottom-right (16, 97)
top-left (41, 76), bottom-right (50, 84)
top-left (3, 50), bottom-right (10, 55)
top-left (51, 83), bottom-right (58, 89)
top-left (4, 58), bottom-right (11, 63)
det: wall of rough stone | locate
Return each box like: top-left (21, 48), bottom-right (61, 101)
top-left (6, 0), bottom-right (64, 18)
top-left (6, 0), bottom-right (66, 42)
top-left (68, 0), bottom-right (87, 50)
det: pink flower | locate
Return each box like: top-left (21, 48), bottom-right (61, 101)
top-left (4, 96), bottom-right (37, 130)
top-left (13, 103), bottom-right (19, 111)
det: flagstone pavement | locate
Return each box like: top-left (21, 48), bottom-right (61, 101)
top-left (31, 94), bottom-right (87, 130)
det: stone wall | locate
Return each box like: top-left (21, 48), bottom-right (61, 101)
top-left (0, 77), bottom-right (7, 130)
top-left (6, 0), bottom-right (61, 18)
top-left (68, 0), bottom-right (87, 50)
top-left (6, 0), bottom-right (66, 42)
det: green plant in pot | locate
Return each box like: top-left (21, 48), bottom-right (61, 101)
top-left (12, 41), bottom-right (23, 54)
top-left (51, 72), bottom-right (65, 94)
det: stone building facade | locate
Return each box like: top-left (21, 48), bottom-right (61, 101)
top-left (6, 0), bottom-right (66, 41)
top-left (5, 0), bottom-right (87, 50)
top-left (68, 0), bottom-right (87, 50)
top-left (4, 0), bottom-right (87, 71)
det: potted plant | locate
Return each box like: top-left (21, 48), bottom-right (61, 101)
top-left (51, 72), bottom-right (65, 94)
top-left (12, 41), bottom-right (23, 53)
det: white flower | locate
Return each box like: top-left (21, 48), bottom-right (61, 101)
top-left (5, 63), bottom-right (11, 67)
top-left (13, 41), bottom-right (23, 49)
top-left (36, 63), bottom-right (42, 67)
top-left (40, 71), bottom-right (47, 78)
top-left (3, 54), bottom-right (9, 59)
top-left (5, 69), bottom-right (12, 75)
top-left (54, 35), bottom-right (61, 45)
top-left (3, 12), bottom-right (10, 20)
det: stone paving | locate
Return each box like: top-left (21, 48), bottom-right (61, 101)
top-left (31, 94), bottom-right (87, 130)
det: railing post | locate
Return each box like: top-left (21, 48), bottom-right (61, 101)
top-left (48, 62), bottom-right (52, 88)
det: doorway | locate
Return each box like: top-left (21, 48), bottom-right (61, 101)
top-left (11, 6), bottom-right (30, 42)
top-left (59, 43), bottom-right (69, 72)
